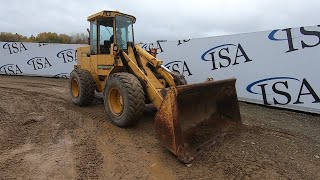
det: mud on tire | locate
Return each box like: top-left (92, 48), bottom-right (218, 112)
top-left (69, 69), bottom-right (95, 106)
top-left (104, 72), bottom-right (145, 127)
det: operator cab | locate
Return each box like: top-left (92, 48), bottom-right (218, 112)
top-left (87, 11), bottom-right (136, 55)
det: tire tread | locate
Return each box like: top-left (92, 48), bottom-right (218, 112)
top-left (70, 69), bottom-right (95, 106)
top-left (105, 72), bottom-right (145, 127)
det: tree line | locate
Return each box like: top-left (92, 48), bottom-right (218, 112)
top-left (0, 32), bottom-right (88, 44)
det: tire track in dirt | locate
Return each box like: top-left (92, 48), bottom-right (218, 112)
top-left (0, 92), bottom-right (69, 178)
top-left (57, 94), bottom-right (177, 179)
top-left (1, 82), bottom-right (106, 179)
top-left (0, 81), bottom-right (104, 179)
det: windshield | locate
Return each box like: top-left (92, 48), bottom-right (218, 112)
top-left (115, 16), bottom-right (134, 50)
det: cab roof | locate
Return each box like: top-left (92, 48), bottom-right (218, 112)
top-left (87, 10), bottom-right (136, 23)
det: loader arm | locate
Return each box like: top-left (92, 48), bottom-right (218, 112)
top-left (121, 45), bottom-right (177, 110)
top-left (121, 51), bottom-right (164, 109)
top-left (134, 45), bottom-right (176, 87)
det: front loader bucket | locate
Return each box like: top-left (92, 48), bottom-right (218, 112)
top-left (155, 78), bottom-right (241, 163)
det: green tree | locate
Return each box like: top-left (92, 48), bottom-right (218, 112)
top-left (0, 31), bottom-right (88, 44)
top-left (0, 32), bottom-right (28, 42)
top-left (59, 34), bottom-right (72, 44)
top-left (36, 32), bottom-right (60, 43)
top-left (29, 35), bottom-right (36, 42)
top-left (70, 33), bottom-right (89, 44)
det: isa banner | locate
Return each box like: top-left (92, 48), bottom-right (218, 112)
top-left (1, 25), bottom-right (319, 114)
top-left (141, 25), bottom-right (320, 114)
top-left (0, 42), bottom-right (83, 78)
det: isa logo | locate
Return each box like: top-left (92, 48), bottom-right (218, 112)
top-left (2, 42), bottom-right (28, 55)
top-left (164, 61), bottom-right (193, 76)
top-left (27, 57), bottom-right (52, 71)
top-left (0, 64), bottom-right (23, 75)
top-left (247, 77), bottom-right (320, 105)
top-left (141, 41), bottom-right (164, 54)
top-left (201, 43), bottom-right (252, 71)
top-left (268, 26), bottom-right (320, 53)
top-left (57, 49), bottom-right (77, 63)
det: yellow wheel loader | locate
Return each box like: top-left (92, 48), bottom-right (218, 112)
top-left (70, 10), bottom-right (241, 163)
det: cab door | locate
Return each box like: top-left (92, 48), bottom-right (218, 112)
top-left (96, 19), bottom-right (116, 76)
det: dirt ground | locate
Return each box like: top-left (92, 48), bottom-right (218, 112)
top-left (0, 75), bottom-right (319, 180)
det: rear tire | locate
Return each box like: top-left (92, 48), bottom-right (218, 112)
top-left (104, 72), bottom-right (145, 127)
top-left (69, 69), bottom-right (95, 106)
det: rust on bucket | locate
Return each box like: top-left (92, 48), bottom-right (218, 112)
top-left (155, 78), bottom-right (241, 163)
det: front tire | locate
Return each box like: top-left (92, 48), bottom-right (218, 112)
top-left (104, 72), bottom-right (145, 127)
top-left (69, 69), bottom-right (95, 106)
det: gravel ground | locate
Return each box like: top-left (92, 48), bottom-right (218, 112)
top-left (0, 75), bottom-right (319, 179)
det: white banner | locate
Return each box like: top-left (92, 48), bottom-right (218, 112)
top-left (1, 25), bottom-right (319, 113)
top-left (0, 42), bottom-right (83, 78)
top-left (141, 25), bottom-right (320, 114)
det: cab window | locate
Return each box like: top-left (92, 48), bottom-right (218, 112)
top-left (115, 16), bottom-right (134, 50)
top-left (99, 20), bottom-right (114, 54)
top-left (90, 21), bottom-right (98, 54)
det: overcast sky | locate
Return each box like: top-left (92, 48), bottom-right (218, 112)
top-left (0, 0), bottom-right (319, 42)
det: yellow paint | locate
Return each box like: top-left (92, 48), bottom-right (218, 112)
top-left (71, 79), bottom-right (79, 97)
top-left (108, 87), bottom-right (124, 116)
top-left (75, 10), bottom-right (177, 107)
top-left (87, 11), bottom-right (136, 22)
